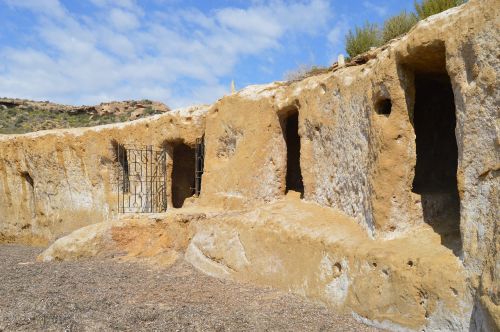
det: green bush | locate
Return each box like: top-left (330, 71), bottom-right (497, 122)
top-left (345, 22), bottom-right (382, 58)
top-left (383, 11), bottom-right (418, 43)
top-left (414, 0), bottom-right (465, 19)
top-left (14, 114), bottom-right (27, 126)
top-left (7, 108), bottom-right (17, 116)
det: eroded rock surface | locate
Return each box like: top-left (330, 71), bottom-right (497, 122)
top-left (1, 0), bottom-right (498, 330)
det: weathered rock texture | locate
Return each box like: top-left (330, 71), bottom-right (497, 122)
top-left (0, 105), bottom-right (207, 244)
top-left (0, 0), bottom-right (498, 330)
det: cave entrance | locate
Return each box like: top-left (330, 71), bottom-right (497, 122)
top-left (281, 109), bottom-right (304, 196)
top-left (411, 71), bottom-right (462, 256)
top-left (112, 141), bottom-right (130, 193)
top-left (172, 143), bottom-right (196, 208)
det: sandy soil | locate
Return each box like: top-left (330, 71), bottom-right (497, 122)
top-left (0, 244), bottom-right (381, 331)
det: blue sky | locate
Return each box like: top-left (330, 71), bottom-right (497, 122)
top-left (0, 0), bottom-right (414, 108)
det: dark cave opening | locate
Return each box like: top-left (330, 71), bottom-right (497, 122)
top-left (375, 98), bottom-right (392, 116)
top-left (282, 109), bottom-right (304, 196)
top-left (111, 140), bottom-right (130, 193)
top-left (412, 72), bottom-right (462, 256)
top-left (172, 143), bottom-right (195, 208)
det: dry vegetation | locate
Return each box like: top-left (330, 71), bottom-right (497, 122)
top-left (0, 245), bottom-right (380, 331)
top-left (345, 22), bottom-right (381, 59)
top-left (285, 0), bottom-right (465, 82)
top-left (415, 0), bottom-right (465, 19)
top-left (345, 0), bottom-right (465, 58)
top-left (382, 11), bottom-right (418, 43)
top-left (0, 98), bottom-right (169, 135)
top-left (284, 64), bottom-right (332, 82)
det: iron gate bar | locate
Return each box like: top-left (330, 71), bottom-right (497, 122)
top-left (116, 144), bottom-right (167, 213)
top-left (194, 136), bottom-right (205, 197)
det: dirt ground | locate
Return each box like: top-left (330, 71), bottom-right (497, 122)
top-left (0, 244), bottom-right (381, 331)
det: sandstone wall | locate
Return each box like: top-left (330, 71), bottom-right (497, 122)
top-left (200, 77), bottom-right (379, 232)
top-left (185, 200), bottom-right (469, 331)
top-left (199, 0), bottom-right (498, 242)
top-left (0, 0), bottom-right (498, 330)
top-left (197, 1), bottom-right (498, 328)
top-left (0, 106), bottom-right (207, 244)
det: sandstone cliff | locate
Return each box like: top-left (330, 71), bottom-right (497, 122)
top-left (0, 0), bottom-right (498, 330)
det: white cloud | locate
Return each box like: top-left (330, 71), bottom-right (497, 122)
top-left (109, 8), bottom-right (140, 31)
top-left (216, 7), bottom-right (284, 38)
top-left (363, 1), bottom-right (388, 17)
top-left (0, 0), bottom-right (333, 107)
top-left (90, 0), bottom-right (143, 15)
top-left (100, 29), bottom-right (136, 57)
top-left (328, 19), bottom-right (349, 46)
top-left (3, 0), bottom-right (66, 18)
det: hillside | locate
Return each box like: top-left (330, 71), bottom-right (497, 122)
top-left (0, 98), bottom-right (171, 134)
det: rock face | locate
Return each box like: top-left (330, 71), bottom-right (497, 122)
top-left (0, 105), bottom-right (207, 243)
top-left (39, 213), bottom-right (192, 266)
top-left (0, 0), bottom-right (498, 330)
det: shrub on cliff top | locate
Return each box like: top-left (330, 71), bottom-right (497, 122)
top-left (382, 11), bottom-right (418, 43)
top-left (343, 0), bottom-right (466, 59)
top-left (345, 22), bottom-right (382, 59)
top-left (414, 0), bottom-right (466, 19)
top-left (284, 64), bottom-right (330, 81)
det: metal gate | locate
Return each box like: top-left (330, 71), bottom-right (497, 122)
top-left (116, 145), bottom-right (167, 213)
top-left (194, 136), bottom-right (205, 196)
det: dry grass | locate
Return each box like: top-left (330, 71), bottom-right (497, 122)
top-left (343, 0), bottom-right (465, 58)
top-left (415, 0), bottom-right (465, 19)
top-left (382, 11), bottom-right (418, 43)
top-left (345, 22), bottom-right (382, 59)
top-left (284, 65), bottom-right (331, 82)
